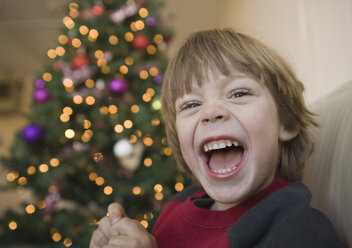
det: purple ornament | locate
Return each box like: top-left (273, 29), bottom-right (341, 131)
top-left (146, 17), bottom-right (155, 26)
top-left (109, 78), bottom-right (128, 95)
top-left (34, 89), bottom-right (51, 102)
top-left (22, 124), bottom-right (44, 144)
top-left (35, 79), bottom-right (46, 88)
top-left (153, 74), bottom-right (163, 84)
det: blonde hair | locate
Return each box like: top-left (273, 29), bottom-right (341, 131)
top-left (161, 28), bottom-right (317, 181)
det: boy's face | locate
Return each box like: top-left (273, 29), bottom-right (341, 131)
top-left (175, 68), bottom-right (295, 210)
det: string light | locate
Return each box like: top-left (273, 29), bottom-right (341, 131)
top-left (63, 238), bottom-right (73, 247)
top-left (95, 177), bottom-right (104, 186)
top-left (50, 158), bottom-right (60, 167)
top-left (58, 34), bottom-right (68, 44)
top-left (144, 157), bottom-right (152, 167)
top-left (163, 147), bottom-right (173, 156)
top-left (132, 186), bottom-right (142, 195)
top-left (95, 50), bottom-right (104, 59)
top-left (153, 34), bottom-right (164, 44)
top-left (47, 49), bottom-right (57, 59)
top-left (131, 104), bottom-right (140, 113)
top-left (101, 65), bottom-right (110, 74)
top-left (152, 99), bottom-right (162, 110)
top-left (84, 120), bottom-right (91, 129)
top-left (63, 16), bottom-right (75, 29)
top-left (104, 186), bottom-right (113, 195)
top-left (63, 107), bottom-right (73, 115)
top-left (42, 72), bottom-right (52, 82)
top-left (18, 177), bottom-right (27, 185)
top-left (37, 200), bottom-right (46, 209)
top-left (85, 96), bottom-right (95, 105)
top-left (25, 204), bottom-right (36, 214)
top-left (129, 135), bottom-right (137, 143)
top-left (114, 124), bottom-right (124, 133)
top-left (151, 118), bottom-right (160, 126)
top-left (154, 192), bottom-right (164, 201)
top-left (124, 120), bottom-right (133, 129)
top-left (93, 153), bottom-right (104, 162)
top-left (119, 65), bottom-right (128, 74)
top-left (175, 182), bottom-right (184, 192)
top-left (63, 78), bottom-right (73, 88)
top-left (142, 93), bottom-right (152, 102)
top-left (8, 221), bottom-right (17, 230)
top-left (52, 232), bottom-right (62, 242)
top-left (99, 106), bottom-right (109, 115)
top-left (56, 46), bottom-right (65, 56)
top-left (39, 164), bottom-right (49, 173)
top-left (124, 32), bottom-right (134, 42)
top-left (125, 57), bottom-right (134, 65)
top-left (65, 129), bottom-right (75, 139)
top-left (140, 220), bottom-right (148, 229)
top-left (89, 29), bottom-right (99, 41)
top-left (6, 171), bottom-right (18, 182)
top-left (139, 70), bottom-right (148, 79)
top-left (109, 35), bottom-right (119, 45)
top-left (79, 25), bottom-right (89, 35)
top-left (73, 95), bottom-right (83, 104)
top-left (139, 8), bottom-right (149, 18)
top-left (27, 166), bottom-right (36, 175)
top-left (143, 137), bottom-right (153, 147)
top-left (85, 79), bottom-right (95, 88)
top-left (71, 38), bottom-right (82, 48)
top-left (89, 172), bottom-right (98, 181)
top-left (147, 45), bottom-right (156, 55)
top-left (134, 20), bottom-right (145, 30)
top-left (154, 184), bottom-right (163, 193)
top-left (149, 67), bottom-right (159, 76)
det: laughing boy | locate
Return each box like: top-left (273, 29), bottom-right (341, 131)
top-left (90, 28), bottom-right (344, 248)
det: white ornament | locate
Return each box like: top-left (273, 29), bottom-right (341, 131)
top-left (113, 139), bottom-right (133, 158)
top-left (96, 79), bottom-right (105, 89)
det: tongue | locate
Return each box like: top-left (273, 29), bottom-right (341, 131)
top-left (208, 148), bottom-right (243, 170)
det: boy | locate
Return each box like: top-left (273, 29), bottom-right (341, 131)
top-left (90, 28), bottom-right (344, 248)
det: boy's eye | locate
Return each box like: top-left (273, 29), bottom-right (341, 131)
top-left (229, 89), bottom-right (250, 98)
top-left (181, 102), bottom-right (200, 111)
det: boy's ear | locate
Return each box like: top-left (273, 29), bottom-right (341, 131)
top-left (279, 125), bottom-right (298, 141)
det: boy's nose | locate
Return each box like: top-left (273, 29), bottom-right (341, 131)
top-left (201, 104), bottom-right (230, 124)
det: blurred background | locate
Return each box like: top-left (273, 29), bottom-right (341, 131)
top-left (0, 0), bottom-right (351, 246)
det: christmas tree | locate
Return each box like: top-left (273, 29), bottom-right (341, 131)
top-left (0, 0), bottom-right (190, 247)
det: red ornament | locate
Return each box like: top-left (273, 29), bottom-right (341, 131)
top-left (71, 55), bottom-right (89, 69)
top-left (92, 5), bottom-right (104, 16)
top-left (132, 34), bottom-right (151, 51)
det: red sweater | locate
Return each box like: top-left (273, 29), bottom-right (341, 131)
top-left (152, 177), bottom-right (289, 248)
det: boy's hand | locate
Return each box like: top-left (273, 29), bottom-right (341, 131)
top-left (89, 203), bottom-right (126, 248)
top-left (90, 203), bottom-right (157, 248)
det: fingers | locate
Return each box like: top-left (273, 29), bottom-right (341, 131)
top-left (111, 217), bottom-right (144, 237)
top-left (98, 216), bottom-right (112, 239)
top-left (108, 202), bottom-right (126, 224)
top-left (90, 228), bottom-right (108, 248)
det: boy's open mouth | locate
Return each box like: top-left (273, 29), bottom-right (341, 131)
top-left (202, 139), bottom-right (245, 175)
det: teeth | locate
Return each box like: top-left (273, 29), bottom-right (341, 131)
top-left (203, 140), bottom-right (241, 152)
top-left (212, 165), bottom-right (237, 174)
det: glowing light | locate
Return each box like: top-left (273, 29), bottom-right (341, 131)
top-left (129, 135), bottom-right (137, 143)
top-left (101, 66), bottom-right (110, 74)
top-left (153, 34), bottom-right (164, 44)
top-left (85, 79), bottom-right (95, 88)
top-left (93, 153), bottom-right (104, 162)
top-left (119, 65), bottom-right (128, 74)
top-left (79, 25), bottom-right (89, 35)
top-left (8, 221), bottom-right (17, 230)
top-left (135, 20), bottom-right (145, 30)
top-left (69, 9), bottom-right (79, 18)
top-left (84, 120), bottom-right (91, 129)
top-left (71, 38), bottom-right (82, 48)
top-left (52, 232), bottom-right (62, 242)
top-left (97, 58), bottom-right (107, 67)
top-left (139, 70), bottom-right (148, 79)
top-left (63, 78), bottom-right (74, 88)
top-left (154, 184), bottom-right (163, 193)
top-left (108, 105), bottom-right (118, 114)
top-left (131, 104), bottom-right (139, 113)
top-left (125, 57), bottom-right (134, 65)
top-left (63, 106), bottom-right (73, 115)
top-left (42, 73), bottom-right (52, 82)
top-left (95, 176), bottom-right (104, 186)
top-left (124, 32), bottom-right (134, 42)
top-left (143, 137), bottom-right (153, 147)
top-left (155, 192), bottom-right (164, 201)
top-left (25, 204), bottom-right (35, 214)
top-left (104, 186), bottom-right (113, 195)
top-left (27, 166), bottom-right (36, 175)
top-left (39, 164), bottom-right (49, 173)
top-left (152, 99), bottom-right (162, 110)
top-left (56, 46), bottom-right (65, 56)
top-left (109, 35), bottom-right (118, 45)
top-left (73, 95), bottom-right (83, 104)
top-left (69, 2), bottom-right (78, 10)
top-left (124, 120), bottom-right (133, 129)
top-left (114, 124), bottom-right (124, 133)
top-left (144, 157), bottom-right (152, 167)
top-left (139, 8), bottom-right (149, 18)
top-left (146, 88), bottom-right (155, 96)
top-left (47, 49), bottom-right (57, 59)
top-left (100, 106), bottom-right (109, 115)
top-left (130, 22), bottom-right (138, 32)
top-left (85, 96), bottom-right (95, 105)
top-left (175, 182), bottom-right (184, 192)
top-left (136, 130), bottom-right (142, 137)
top-left (18, 177), bottom-right (27, 185)
top-left (140, 220), bottom-right (148, 229)
top-left (142, 93), bottom-right (152, 102)
top-left (95, 50), bottom-right (104, 59)
top-left (63, 16), bottom-right (75, 29)
top-left (147, 45), bottom-right (156, 55)
top-left (65, 129), bottom-right (75, 139)
top-left (38, 200), bottom-right (46, 209)
top-left (132, 186), bottom-right (142, 195)
top-left (151, 118), bottom-right (160, 126)
top-left (149, 67), bottom-right (159, 76)
top-left (89, 172), bottom-right (98, 181)
top-left (89, 29), bottom-right (99, 40)
top-left (58, 34), bottom-right (68, 44)
top-left (6, 172), bottom-right (18, 182)
top-left (163, 147), bottom-right (173, 156)
top-left (50, 158), bottom-right (60, 167)
top-left (63, 238), bottom-right (73, 247)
